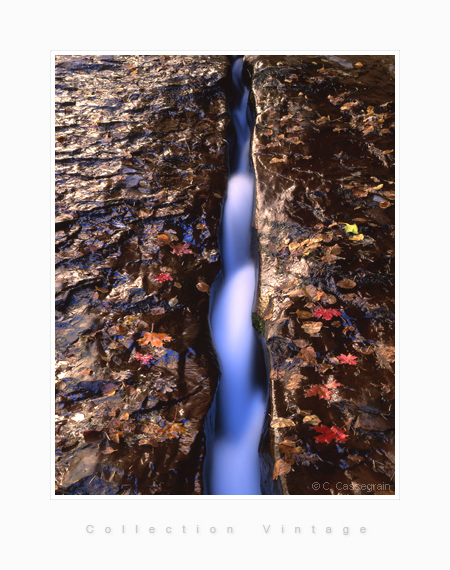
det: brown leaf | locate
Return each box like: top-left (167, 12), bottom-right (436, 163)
top-left (150, 307), bottom-right (165, 315)
top-left (286, 373), bottom-right (306, 390)
top-left (273, 459), bottom-right (291, 480)
top-left (270, 417), bottom-right (295, 429)
top-left (196, 282), bottom-right (210, 293)
top-left (336, 278), bottom-right (356, 289)
top-left (296, 310), bottom-right (313, 319)
top-left (340, 101), bottom-right (359, 111)
top-left (288, 288), bottom-right (306, 297)
top-left (101, 445), bottom-right (118, 455)
top-left (108, 431), bottom-right (122, 444)
top-left (303, 414), bottom-right (321, 426)
top-left (298, 345), bottom-right (317, 365)
top-left (102, 383), bottom-right (118, 397)
top-left (301, 321), bottom-right (323, 335)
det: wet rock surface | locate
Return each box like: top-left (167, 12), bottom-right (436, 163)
top-left (55, 55), bottom-right (229, 495)
top-left (246, 55), bottom-right (395, 495)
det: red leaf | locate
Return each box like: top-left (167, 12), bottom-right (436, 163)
top-left (171, 243), bottom-right (193, 256)
top-left (134, 352), bottom-right (154, 364)
top-left (313, 307), bottom-right (342, 320)
top-left (305, 384), bottom-right (332, 400)
top-left (337, 353), bottom-right (358, 365)
top-left (155, 272), bottom-right (173, 283)
top-left (312, 424), bottom-right (348, 443)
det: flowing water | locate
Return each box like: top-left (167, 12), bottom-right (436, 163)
top-left (205, 57), bottom-right (269, 495)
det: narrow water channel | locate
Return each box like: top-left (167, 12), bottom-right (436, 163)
top-left (204, 56), bottom-right (269, 495)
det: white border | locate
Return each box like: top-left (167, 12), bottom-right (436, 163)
top-left (6, 1), bottom-right (446, 565)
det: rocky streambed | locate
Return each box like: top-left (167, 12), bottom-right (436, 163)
top-left (55, 54), bottom-right (395, 495)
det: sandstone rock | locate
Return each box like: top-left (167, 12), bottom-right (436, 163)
top-left (55, 55), bottom-right (229, 495)
top-left (246, 55), bottom-right (395, 495)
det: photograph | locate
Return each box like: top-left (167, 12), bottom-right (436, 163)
top-left (54, 53), bottom-right (395, 496)
top-left (4, 1), bottom-right (449, 565)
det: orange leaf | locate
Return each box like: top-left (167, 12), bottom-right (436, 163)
top-left (138, 332), bottom-right (172, 347)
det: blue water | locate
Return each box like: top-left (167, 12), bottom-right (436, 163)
top-left (206, 57), bottom-right (268, 495)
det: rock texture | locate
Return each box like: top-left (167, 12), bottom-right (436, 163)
top-left (55, 55), bottom-right (229, 495)
top-left (246, 55), bottom-right (395, 495)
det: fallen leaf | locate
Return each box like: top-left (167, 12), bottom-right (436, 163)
top-left (303, 414), bottom-right (321, 425)
top-left (270, 417), bottom-right (295, 429)
top-left (342, 223), bottom-right (359, 235)
top-left (348, 234), bottom-right (364, 241)
top-left (134, 352), bottom-right (153, 364)
top-left (326, 379), bottom-right (342, 390)
top-left (301, 321), bottom-right (323, 335)
top-left (138, 332), bottom-right (172, 347)
top-left (337, 353), bottom-right (358, 365)
top-left (273, 459), bottom-right (291, 480)
top-left (340, 101), bottom-right (359, 111)
top-left (157, 234), bottom-right (172, 244)
top-left (316, 363), bottom-right (333, 373)
top-left (352, 188), bottom-right (369, 198)
top-left (289, 288), bottom-right (306, 297)
top-left (296, 310), bottom-right (313, 319)
top-left (196, 282), bottom-right (210, 293)
top-left (101, 445), bottom-right (118, 455)
top-left (313, 424), bottom-right (348, 443)
top-left (102, 383), bottom-right (118, 396)
top-left (171, 243), bottom-right (193, 256)
top-left (305, 384), bottom-right (332, 400)
top-left (336, 278), bottom-right (356, 289)
top-left (155, 272), bottom-right (173, 283)
top-left (286, 373), bottom-right (306, 390)
top-left (150, 307), bottom-right (165, 315)
top-left (313, 307), bottom-right (342, 320)
top-left (298, 345), bottom-right (317, 365)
